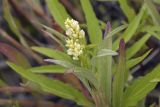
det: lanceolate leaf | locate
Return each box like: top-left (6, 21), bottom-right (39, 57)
top-left (97, 49), bottom-right (118, 57)
top-left (28, 65), bottom-right (66, 73)
top-left (45, 0), bottom-right (69, 29)
top-left (127, 50), bottom-right (151, 69)
top-left (41, 24), bottom-right (66, 42)
top-left (113, 6), bottom-right (145, 50)
top-left (113, 39), bottom-right (126, 107)
top-left (141, 25), bottom-right (160, 40)
top-left (44, 59), bottom-right (74, 69)
top-left (123, 64), bottom-right (160, 107)
top-left (74, 68), bottom-right (98, 93)
top-left (145, 0), bottom-right (160, 25)
top-left (3, 0), bottom-right (27, 46)
top-left (109, 24), bottom-right (128, 38)
top-left (0, 42), bottom-right (30, 68)
top-left (80, 0), bottom-right (102, 44)
top-left (126, 33), bottom-right (151, 59)
top-left (32, 47), bottom-right (71, 61)
top-left (98, 22), bottom-right (112, 105)
top-left (118, 0), bottom-right (136, 22)
top-left (7, 62), bottom-right (92, 106)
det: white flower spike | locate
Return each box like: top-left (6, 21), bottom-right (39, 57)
top-left (65, 18), bottom-right (85, 60)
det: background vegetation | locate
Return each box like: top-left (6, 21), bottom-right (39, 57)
top-left (0, 0), bottom-right (160, 107)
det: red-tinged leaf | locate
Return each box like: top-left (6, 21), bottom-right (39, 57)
top-left (0, 42), bottom-right (30, 68)
top-left (112, 39), bottom-right (126, 107)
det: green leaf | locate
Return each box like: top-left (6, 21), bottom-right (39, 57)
top-left (127, 49), bottom-right (151, 69)
top-left (141, 25), bottom-right (160, 40)
top-left (141, 25), bottom-right (160, 32)
top-left (112, 39), bottom-right (126, 107)
top-left (44, 59), bottom-right (74, 69)
top-left (32, 47), bottom-right (71, 61)
top-left (80, 0), bottom-right (102, 44)
top-left (85, 44), bottom-right (98, 49)
top-left (7, 62), bottom-right (92, 106)
top-left (123, 64), bottom-right (160, 107)
top-left (40, 24), bottom-right (66, 42)
top-left (97, 49), bottom-right (118, 57)
top-left (29, 65), bottom-right (66, 73)
top-left (45, 0), bottom-right (69, 29)
top-left (41, 30), bottom-right (65, 49)
top-left (97, 22), bottom-right (112, 105)
top-left (113, 6), bottom-right (145, 50)
top-left (74, 68), bottom-right (98, 93)
top-left (109, 24), bottom-right (128, 37)
top-left (3, 0), bottom-right (27, 46)
top-left (126, 33), bottom-right (151, 59)
top-left (118, 0), bottom-right (136, 22)
top-left (145, 0), bottom-right (160, 25)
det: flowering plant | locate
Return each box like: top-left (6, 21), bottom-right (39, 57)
top-left (5, 0), bottom-right (160, 107)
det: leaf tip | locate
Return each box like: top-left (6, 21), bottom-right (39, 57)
top-left (119, 39), bottom-right (125, 50)
top-left (104, 21), bottom-right (112, 38)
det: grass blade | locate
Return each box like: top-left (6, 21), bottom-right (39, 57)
top-left (97, 22), bottom-right (112, 106)
top-left (97, 49), bottom-right (118, 57)
top-left (3, 0), bottom-right (27, 46)
top-left (80, 0), bottom-right (102, 44)
top-left (46, 0), bottom-right (69, 29)
top-left (118, 0), bottom-right (136, 22)
top-left (32, 47), bottom-right (71, 61)
top-left (7, 62), bottom-right (92, 106)
top-left (29, 65), bottom-right (66, 73)
top-left (44, 59), bottom-right (74, 69)
top-left (113, 6), bottom-right (145, 50)
top-left (145, 0), bottom-right (160, 25)
top-left (126, 33), bottom-right (151, 59)
top-left (127, 50), bottom-right (151, 69)
top-left (123, 65), bottom-right (160, 107)
top-left (112, 39), bottom-right (126, 107)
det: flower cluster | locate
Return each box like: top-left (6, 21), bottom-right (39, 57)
top-left (65, 18), bottom-right (85, 60)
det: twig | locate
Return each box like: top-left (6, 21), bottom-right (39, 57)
top-left (0, 99), bottom-right (67, 107)
top-left (0, 29), bottom-right (44, 64)
top-left (0, 86), bottom-right (32, 93)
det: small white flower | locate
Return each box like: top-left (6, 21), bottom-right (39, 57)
top-left (79, 30), bottom-right (85, 38)
top-left (73, 34), bottom-right (78, 38)
top-left (67, 49), bottom-right (73, 55)
top-left (66, 28), bottom-right (73, 36)
top-left (73, 56), bottom-right (79, 60)
top-left (72, 20), bottom-right (79, 28)
top-left (74, 42), bottom-right (81, 49)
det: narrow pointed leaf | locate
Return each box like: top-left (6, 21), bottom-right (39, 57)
top-left (126, 33), bottom-right (151, 59)
top-left (118, 0), bottom-right (136, 22)
top-left (3, 0), bottom-right (27, 46)
top-left (29, 65), bottom-right (66, 73)
top-left (45, 0), bottom-right (69, 29)
top-left (127, 50), bottom-right (151, 69)
top-left (113, 7), bottom-right (145, 50)
top-left (145, 0), bottom-right (160, 25)
top-left (113, 39), bottom-right (126, 107)
top-left (97, 22), bottom-right (112, 105)
top-left (0, 42), bottom-right (30, 68)
top-left (7, 62), bottom-right (92, 106)
top-left (123, 65), bottom-right (160, 107)
top-left (32, 47), bottom-right (71, 61)
top-left (97, 49), bottom-right (118, 57)
top-left (80, 0), bottom-right (102, 43)
top-left (44, 59), bottom-right (74, 69)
